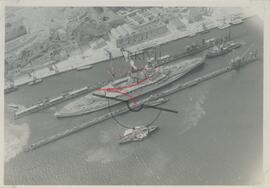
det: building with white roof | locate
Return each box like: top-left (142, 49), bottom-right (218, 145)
top-left (116, 20), bottom-right (168, 48)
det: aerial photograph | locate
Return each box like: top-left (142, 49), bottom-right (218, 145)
top-left (4, 7), bottom-right (263, 185)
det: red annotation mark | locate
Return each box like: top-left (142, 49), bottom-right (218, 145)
top-left (96, 75), bottom-right (149, 107)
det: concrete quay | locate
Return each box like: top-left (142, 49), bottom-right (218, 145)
top-left (7, 12), bottom-right (254, 89)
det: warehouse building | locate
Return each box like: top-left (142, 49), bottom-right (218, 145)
top-left (112, 20), bottom-right (168, 48)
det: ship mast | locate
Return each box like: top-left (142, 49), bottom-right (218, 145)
top-left (104, 49), bottom-right (115, 78)
top-left (120, 48), bottom-right (138, 71)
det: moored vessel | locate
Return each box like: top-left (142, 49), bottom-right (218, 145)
top-left (206, 41), bottom-right (242, 58)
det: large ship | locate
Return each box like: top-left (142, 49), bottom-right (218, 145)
top-left (55, 51), bottom-right (205, 118)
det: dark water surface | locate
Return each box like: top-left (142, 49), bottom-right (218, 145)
top-left (4, 16), bottom-right (263, 185)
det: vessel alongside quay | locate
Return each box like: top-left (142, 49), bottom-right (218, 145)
top-left (206, 41), bottom-right (242, 58)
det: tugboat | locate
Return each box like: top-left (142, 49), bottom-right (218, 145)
top-left (206, 41), bottom-right (242, 58)
top-left (119, 126), bottom-right (159, 144)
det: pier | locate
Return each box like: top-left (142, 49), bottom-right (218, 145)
top-left (25, 52), bottom-right (258, 152)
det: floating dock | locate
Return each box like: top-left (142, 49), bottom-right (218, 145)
top-left (25, 51), bottom-right (258, 152)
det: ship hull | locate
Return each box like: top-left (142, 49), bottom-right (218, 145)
top-left (55, 57), bottom-right (205, 118)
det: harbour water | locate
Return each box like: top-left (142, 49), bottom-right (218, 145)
top-left (4, 16), bottom-right (263, 185)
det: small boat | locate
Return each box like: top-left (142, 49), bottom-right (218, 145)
top-left (28, 78), bottom-right (43, 86)
top-left (119, 126), bottom-right (159, 144)
top-left (76, 64), bottom-right (93, 71)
